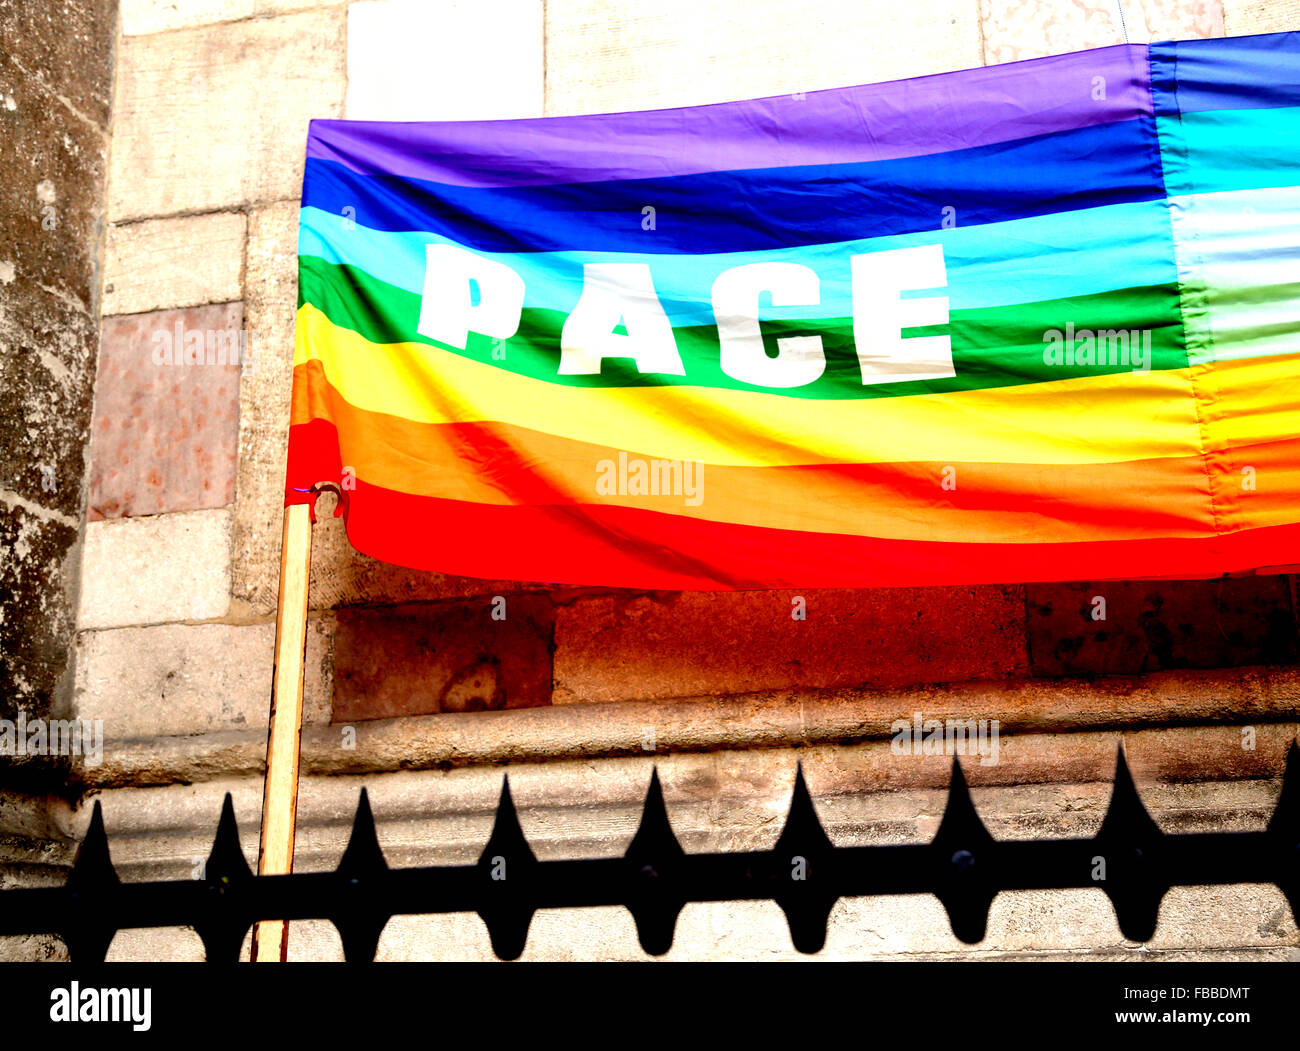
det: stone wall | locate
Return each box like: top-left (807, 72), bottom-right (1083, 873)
top-left (0, 0), bottom-right (116, 963)
top-left (0, 0), bottom-right (114, 782)
top-left (2, 0), bottom-right (1298, 961)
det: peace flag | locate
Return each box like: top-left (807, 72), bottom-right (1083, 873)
top-left (286, 32), bottom-right (1300, 589)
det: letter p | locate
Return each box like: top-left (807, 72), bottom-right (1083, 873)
top-left (416, 243), bottom-right (525, 350)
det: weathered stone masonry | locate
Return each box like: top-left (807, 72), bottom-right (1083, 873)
top-left (2, 0), bottom-right (1299, 961)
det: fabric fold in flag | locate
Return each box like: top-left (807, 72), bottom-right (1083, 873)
top-left (287, 32), bottom-right (1300, 590)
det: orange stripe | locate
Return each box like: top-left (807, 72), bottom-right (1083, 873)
top-left (290, 360), bottom-right (1300, 544)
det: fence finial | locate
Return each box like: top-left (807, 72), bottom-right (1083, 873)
top-left (333, 788), bottom-right (391, 963)
top-left (62, 800), bottom-right (120, 964)
top-left (195, 793), bottom-right (254, 963)
top-left (772, 762), bottom-right (836, 954)
top-left (475, 774), bottom-right (538, 960)
top-left (625, 767), bottom-right (685, 956)
top-left (931, 756), bottom-right (998, 943)
top-left (1267, 740), bottom-right (1300, 926)
top-left (1095, 744), bottom-right (1166, 941)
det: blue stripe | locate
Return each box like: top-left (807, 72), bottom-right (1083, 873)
top-left (300, 119), bottom-right (1164, 254)
top-left (1151, 33), bottom-right (1300, 118)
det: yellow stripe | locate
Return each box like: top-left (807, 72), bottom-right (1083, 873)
top-left (292, 303), bottom-right (1294, 467)
top-left (1206, 352), bottom-right (1300, 450)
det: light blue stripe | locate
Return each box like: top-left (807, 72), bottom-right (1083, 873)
top-left (299, 199), bottom-right (1179, 325)
top-left (1160, 105), bottom-right (1300, 197)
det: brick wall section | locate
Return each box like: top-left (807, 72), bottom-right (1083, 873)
top-left (68, 0), bottom-right (1300, 736)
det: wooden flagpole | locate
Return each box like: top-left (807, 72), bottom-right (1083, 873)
top-left (251, 501), bottom-right (313, 961)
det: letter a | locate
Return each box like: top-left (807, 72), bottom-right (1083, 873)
top-left (559, 263), bottom-right (684, 376)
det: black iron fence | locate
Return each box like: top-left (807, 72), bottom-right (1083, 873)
top-left (2, 744), bottom-right (1297, 962)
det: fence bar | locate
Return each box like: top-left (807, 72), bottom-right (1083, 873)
top-left (4, 743), bottom-right (1294, 962)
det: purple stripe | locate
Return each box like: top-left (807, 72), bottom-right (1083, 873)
top-left (307, 43), bottom-right (1152, 188)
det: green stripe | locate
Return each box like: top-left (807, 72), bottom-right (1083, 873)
top-left (299, 254), bottom-right (1188, 401)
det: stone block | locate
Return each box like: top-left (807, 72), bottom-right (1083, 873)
top-left (0, 53), bottom-right (107, 319)
top-left (0, 0), bottom-right (115, 127)
top-left (89, 304), bottom-right (243, 520)
top-left (121, 0), bottom-right (256, 36)
top-left (331, 596), bottom-right (554, 722)
top-left (103, 212), bottom-right (246, 316)
top-left (108, 8), bottom-right (346, 220)
top-left (980, 0), bottom-right (1223, 64)
top-left (1025, 576), bottom-right (1298, 678)
top-left (106, 927), bottom-right (205, 962)
top-left (544, 0), bottom-right (981, 116)
top-left (1222, 0), bottom-right (1300, 34)
top-left (1135, 0), bottom-right (1225, 40)
top-left (553, 585), bottom-right (1028, 703)
top-left (0, 505), bottom-right (79, 716)
top-left (0, 294), bottom-right (98, 520)
top-left (0, 935), bottom-right (65, 962)
top-left (121, 0), bottom-right (344, 36)
top-left (77, 508), bottom-right (232, 629)
top-left (347, 0), bottom-right (543, 120)
top-left (74, 618), bottom-right (332, 739)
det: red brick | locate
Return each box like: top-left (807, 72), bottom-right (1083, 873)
top-left (553, 585), bottom-right (1028, 703)
top-left (332, 596), bottom-right (555, 722)
top-left (88, 304), bottom-right (242, 519)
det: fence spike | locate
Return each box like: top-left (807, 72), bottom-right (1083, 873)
top-left (339, 788), bottom-right (388, 878)
top-left (476, 774), bottom-right (538, 960)
top-left (771, 762), bottom-right (836, 954)
top-left (930, 757), bottom-right (998, 943)
top-left (207, 793), bottom-right (254, 883)
top-left (62, 800), bottom-right (120, 964)
top-left (193, 793), bottom-right (253, 964)
top-left (1266, 739), bottom-right (1300, 926)
top-left (333, 788), bottom-right (391, 963)
top-left (68, 800), bottom-right (120, 890)
top-left (1094, 745), bottom-right (1166, 942)
top-left (624, 768), bottom-right (685, 956)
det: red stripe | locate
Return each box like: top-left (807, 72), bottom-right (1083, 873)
top-left (288, 471), bottom-right (1300, 590)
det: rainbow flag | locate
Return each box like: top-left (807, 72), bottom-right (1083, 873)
top-left (287, 32), bottom-right (1300, 590)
